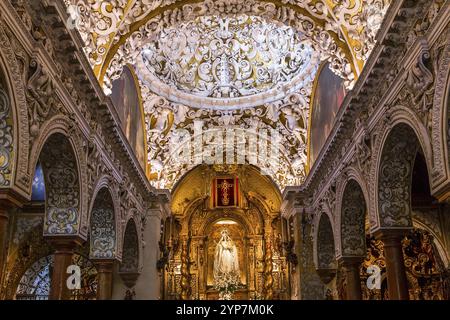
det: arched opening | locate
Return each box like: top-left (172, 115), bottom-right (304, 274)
top-left (411, 152), bottom-right (436, 207)
top-left (376, 122), bottom-right (450, 299)
top-left (39, 133), bottom-right (81, 235)
top-left (119, 219), bottom-right (140, 294)
top-left (378, 123), bottom-right (419, 228)
top-left (337, 179), bottom-right (367, 300)
top-left (164, 164), bottom-right (285, 300)
top-left (31, 162), bottom-right (45, 203)
top-left (89, 188), bottom-right (116, 259)
top-left (316, 213), bottom-right (337, 285)
top-left (15, 253), bottom-right (98, 300)
top-left (340, 180), bottom-right (367, 258)
top-left (0, 74), bottom-right (13, 187)
top-left (308, 62), bottom-right (347, 169)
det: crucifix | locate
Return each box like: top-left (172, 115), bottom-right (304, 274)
top-left (219, 179), bottom-right (233, 206)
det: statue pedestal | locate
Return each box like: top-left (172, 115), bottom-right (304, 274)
top-left (206, 287), bottom-right (249, 300)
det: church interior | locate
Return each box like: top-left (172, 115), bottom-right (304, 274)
top-left (0, 0), bottom-right (449, 301)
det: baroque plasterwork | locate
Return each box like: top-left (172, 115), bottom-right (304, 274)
top-left (0, 83), bottom-right (13, 187)
top-left (137, 15), bottom-right (320, 107)
top-left (63, 0), bottom-right (392, 191)
top-left (64, 0), bottom-right (391, 89)
top-left (430, 25), bottom-right (450, 188)
top-left (0, 23), bottom-right (31, 195)
top-left (89, 187), bottom-right (118, 259)
top-left (300, 0), bottom-right (447, 238)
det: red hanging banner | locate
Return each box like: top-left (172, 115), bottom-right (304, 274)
top-left (212, 176), bottom-right (239, 208)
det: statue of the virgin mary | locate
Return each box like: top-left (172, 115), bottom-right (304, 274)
top-left (214, 229), bottom-right (239, 278)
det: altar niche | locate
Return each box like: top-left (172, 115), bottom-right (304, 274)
top-left (188, 209), bottom-right (268, 300)
top-left (207, 219), bottom-right (246, 300)
top-left (163, 165), bottom-right (287, 300)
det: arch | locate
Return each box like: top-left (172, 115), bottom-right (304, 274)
top-left (89, 176), bottom-right (121, 257)
top-left (412, 219), bottom-right (449, 269)
top-left (38, 132), bottom-right (81, 235)
top-left (0, 25), bottom-right (30, 195)
top-left (313, 212), bottom-right (337, 272)
top-left (430, 32), bottom-right (450, 192)
top-left (0, 77), bottom-right (13, 187)
top-left (371, 109), bottom-right (434, 232)
top-left (110, 65), bottom-right (148, 174)
top-left (15, 253), bottom-right (98, 300)
top-left (120, 218), bottom-right (140, 275)
top-left (96, 0), bottom-right (359, 89)
top-left (377, 123), bottom-right (418, 228)
top-left (337, 178), bottom-right (367, 259)
top-left (29, 115), bottom-right (89, 237)
top-left (307, 61), bottom-right (347, 168)
top-left (89, 186), bottom-right (118, 260)
top-left (201, 212), bottom-right (254, 238)
top-left (30, 161), bottom-right (45, 202)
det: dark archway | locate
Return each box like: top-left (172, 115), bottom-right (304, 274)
top-left (39, 133), bottom-right (81, 235)
top-left (89, 188), bottom-right (116, 259)
top-left (316, 213), bottom-right (337, 284)
top-left (378, 123), bottom-right (420, 228)
top-left (119, 219), bottom-right (140, 289)
top-left (340, 179), bottom-right (367, 258)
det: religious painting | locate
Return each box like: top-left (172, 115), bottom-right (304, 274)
top-left (309, 62), bottom-right (347, 167)
top-left (110, 66), bottom-right (147, 173)
top-left (212, 177), bottom-right (239, 208)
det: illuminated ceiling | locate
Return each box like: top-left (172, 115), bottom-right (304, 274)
top-left (64, 0), bottom-right (391, 191)
top-left (137, 15), bottom-right (319, 109)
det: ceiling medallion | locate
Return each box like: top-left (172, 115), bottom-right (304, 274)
top-left (136, 15), bottom-right (320, 110)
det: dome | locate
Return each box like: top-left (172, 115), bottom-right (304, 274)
top-left (136, 15), bottom-right (319, 110)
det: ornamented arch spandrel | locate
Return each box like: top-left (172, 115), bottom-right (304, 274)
top-left (0, 23), bottom-right (30, 196)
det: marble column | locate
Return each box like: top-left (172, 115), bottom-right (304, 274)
top-left (134, 209), bottom-right (162, 300)
top-left (94, 260), bottom-right (114, 300)
top-left (339, 257), bottom-right (363, 300)
top-left (375, 230), bottom-right (409, 300)
top-left (48, 239), bottom-right (78, 300)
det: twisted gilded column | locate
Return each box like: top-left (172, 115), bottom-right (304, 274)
top-left (263, 236), bottom-right (273, 299)
top-left (263, 218), bottom-right (274, 299)
top-left (180, 237), bottom-right (191, 300)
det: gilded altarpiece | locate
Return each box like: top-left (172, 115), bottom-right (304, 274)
top-left (162, 166), bottom-right (288, 300)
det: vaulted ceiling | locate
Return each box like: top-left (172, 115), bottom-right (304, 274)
top-left (64, 0), bottom-right (391, 190)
